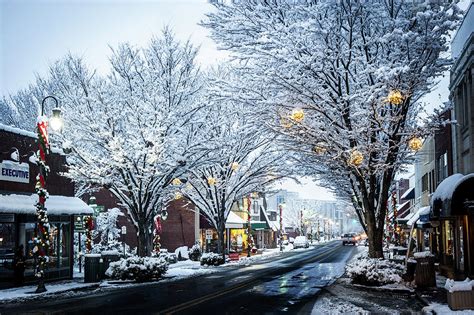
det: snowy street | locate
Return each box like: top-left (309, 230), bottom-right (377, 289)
top-left (0, 241), bottom-right (356, 314)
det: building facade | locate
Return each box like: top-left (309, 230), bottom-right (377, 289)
top-left (0, 125), bottom-right (92, 288)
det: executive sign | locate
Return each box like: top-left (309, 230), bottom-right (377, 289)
top-left (0, 160), bottom-right (29, 183)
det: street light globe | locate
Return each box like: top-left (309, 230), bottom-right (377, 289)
top-left (50, 108), bottom-right (63, 132)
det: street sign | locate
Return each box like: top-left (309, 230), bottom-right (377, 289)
top-left (74, 216), bottom-right (86, 233)
top-left (205, 229), bottom-right (213, 240)
top-left (121, 226), bottom-right (127, 235)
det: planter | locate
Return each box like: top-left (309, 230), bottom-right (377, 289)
top-left (447, 290), bottom-right (474, 310)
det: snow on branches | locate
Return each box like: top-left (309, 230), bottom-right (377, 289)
top-left (203, 0), bottom-right (462, 257)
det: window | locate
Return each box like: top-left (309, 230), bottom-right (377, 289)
top-left (421, 174), bottom-right (429, 192)
top-left (0, 223), bottom-right (16, 275)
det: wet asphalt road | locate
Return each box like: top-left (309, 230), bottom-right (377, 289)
top-left (0, 241), bottom-right (356, 315)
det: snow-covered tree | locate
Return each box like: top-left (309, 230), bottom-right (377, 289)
top-left (13, 28), bottom-right (210, 257)
top-left (178, 83), bottom-right (294, 260)
top-left (203, 0), bottom-right (461, 257)
top-left (93, 208), bottom-right (124, 252)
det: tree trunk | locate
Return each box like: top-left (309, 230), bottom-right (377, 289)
top-left (217, 222), bottom-right (225, 263)
top-left (367, 223), bottom-right (384, 258)
top-left (137, 224), bottom-right (150, 257)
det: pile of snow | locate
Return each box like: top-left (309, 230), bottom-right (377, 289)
top-left (175, 246), bottom-right (189, 260)
top-left (106, 256), bottom-right (168, 282)
top-left (431, 173), bottom-right (464, 203)
top-left (444, 278), bottom-right (474, 293)
top-left (200, 252), bottom-right (225, 266)
top-left (346, 253), bottom-right (405, 286)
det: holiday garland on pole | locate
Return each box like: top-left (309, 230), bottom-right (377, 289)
top-left (35, 115), bottom-right (50, 293)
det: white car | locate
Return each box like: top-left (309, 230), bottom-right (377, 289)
top-left (293, 236), bottom-right (309, 249)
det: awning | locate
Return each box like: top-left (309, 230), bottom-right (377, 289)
top-left (397, 211), bottom-right (414, 224)
top-left (0, 192), bottom-right (93, 215)
top-left (260, 206), bottom-right (278, 232)
top-left (251, 221), bottom-right (269, 230)
top-left (225, 211), bottom-right (246, 229)
top-left (431, 173), bottom-right (474, 217)
top-left (400, 187), bottom-right (415, 200)
top-left (407, 206), bottom-right (430, 226)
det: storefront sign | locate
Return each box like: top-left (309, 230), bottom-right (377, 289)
top-left (0, 161), bottom-right (29, 183)
top-left (229, 252), bottom-right (240, 261)
top-left (205, 229), bottom-right (213, 240)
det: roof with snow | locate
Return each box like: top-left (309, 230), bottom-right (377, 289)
top-left (0, 192), bottom-right (93, 215)
top-left (225, 211), bottom-right (246, 229)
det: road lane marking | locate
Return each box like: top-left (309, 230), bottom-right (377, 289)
top-left (158, 244), bottom-right (344, 314)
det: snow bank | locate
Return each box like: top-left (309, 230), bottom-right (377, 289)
top-left (444, 278), bottom-right (474, 293)
top-left (346, 253), bottom-right (405, 286)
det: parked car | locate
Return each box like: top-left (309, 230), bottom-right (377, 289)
top-left (293, 236), bottom-right (310, 249)
top-left (341, 233), bottom-right (358, 246)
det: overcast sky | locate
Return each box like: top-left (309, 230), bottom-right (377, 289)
top-left (1, 0), bottom-right (470, 200)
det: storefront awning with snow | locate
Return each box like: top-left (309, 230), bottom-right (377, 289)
top-left (407, 206), bottom-right (430, 227)
top-left (400, 187), bottom-right (415, 200)
top-left (0, 192), bottom-right (93, 215)
top-left (225, 211), bottom-right (246, 229)
top-left (431, 173), bottom-right (474, 218)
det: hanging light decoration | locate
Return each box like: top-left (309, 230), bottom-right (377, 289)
top-left (385, 90), bottom-right (404, 105)
top-left (174, 192), bottom-right (183, 200)
top-left (408, 137), bottom-right (423, 152)
top-left (172, 178), bottom-right (182, 186)
top-left (207, 177), bottom-right (217, 186)
top-left (313, 142), bottom-right (327, 155)
top-left (348, 150), bottom-right (364, 166)
top-left (231, 162), bottom-right (239, 171)
top-left (290, 108), bottom-right (305, 123)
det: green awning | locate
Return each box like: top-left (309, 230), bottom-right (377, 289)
top-left (251, 222), bottom-right (269, 230)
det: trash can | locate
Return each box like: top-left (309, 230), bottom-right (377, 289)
top-left (100, 252), bottom-right (121, 279)
top-left (415, 256), bottom-right (436, 288)
top-left (84, 254), bottom-right (101, 283)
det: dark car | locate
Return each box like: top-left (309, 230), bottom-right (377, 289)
top-left (341, 233), bottom-right (357, 246)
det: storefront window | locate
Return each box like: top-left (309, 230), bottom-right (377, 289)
top-left (443, 220), bottom-right (455, 265)
top-left (0, 223), bottom-right (16, 274)
top-left (48, 222), bottom-right (71, 269)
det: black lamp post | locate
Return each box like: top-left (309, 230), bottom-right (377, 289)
top-left (34, 96), bottom-right (62, 293)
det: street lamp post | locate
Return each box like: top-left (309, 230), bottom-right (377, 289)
top-left (247, 196), bottom-right (252, 257)
top-left (153, 208), bottom-right (169, 254)
top-left (279, 204), bottom-right (283, 251)
top-left (34, 96), bottom-right (63, 293)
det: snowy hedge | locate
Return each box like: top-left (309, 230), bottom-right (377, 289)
top-left (200, 252), bottom-right (224, 266)
top-left (346, 254), bottom-right (404, 286)
top-left (188, 244), bottom-right (202, 261)
top-left (106, 256), bottom-right (168, 282)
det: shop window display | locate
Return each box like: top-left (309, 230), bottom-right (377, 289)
top-left (0, 223), bottom-right (15, 275)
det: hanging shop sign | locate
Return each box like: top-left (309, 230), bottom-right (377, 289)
top-left (74, 216), bottom-right (86, 233)
top-left (0, 160), bottom-right (29, 183)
